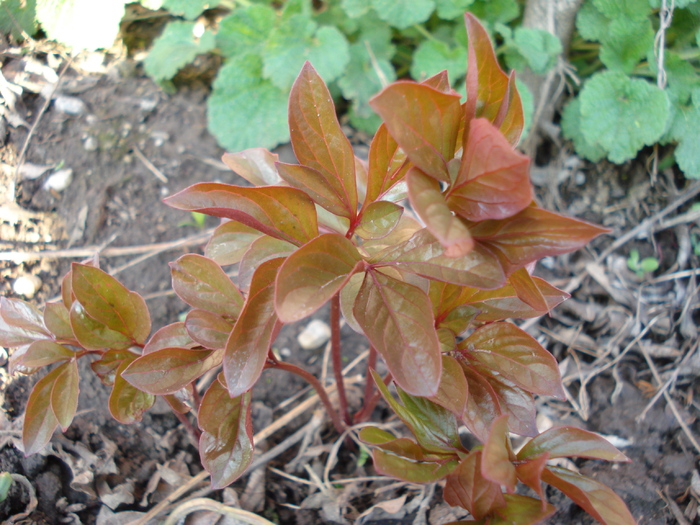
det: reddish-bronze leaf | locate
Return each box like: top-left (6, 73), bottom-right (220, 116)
top-left (481, 415), bottom-right (516, 492)
top-left (370, 81), bottom-right (462, 182)
top-left (238, 236), bottom-right (295, 292)
top-left (221, 148), bottom-right (281, 186)
top-left (354, 271), bottom-right (442, 397)
top-left (407, 168), bottom-right (474, 257)
top-left (43, 302), bottom-right (74, 341)
top-left (198, 380), bottom-right (254, 489)
top-left (515, 452), bottom-right (550, 503)
top-left (359, 427), bottom-right (454, 462)
top-left (61, 270), bottom-right (74, 309)
top-left (479, 366), bottom-right (538, 437)
top-left (71, 264), bottom-right (151, 344)
top-left (439, 305), bottom-right (479, 337)
top-left (164, 183), bottom-right (318, 246)
top-left (490, 494), bottom-right (556, 525)
top-left (459, 323), bottom-right (565, 399)
top-left (365, 123), bottom-right (410, 205)
top-left (422, 70), bottom-right (452, 93)
top-left (461, 364), bottom-right (502, 443)
top-left (372, 448), bottom-right (459, 484)
top-left (23, 364), bottom-right (62, 455)
top-left (470, 206), bottom-right (609, 275)
top-left (185, 310), bottom-right (234, 350)
top-left (355, 201), bottom-right (403, 240)
top-left (109, 359), bottom-right (156, 424)
top-left (289, 62), bottom-right (357, 217)
top-left (542, 466), bottom-right (636, 525)
top-left (122, 347), bottom-right (223, 395)
top-left (507, 268), bottom-right (548, 312)
top-left (224, 258), bottom-right (282, 398)
top-left (277, 162), bottom-right (352, 218)
top-left (69, 301), bottom-right (133, 350)
top-left (170, 254), bottom-right (244, 319)
top-left (275, 233), bottom-right (363, 323)
top-left (143, 322), bottom-right (196, 354)
top-left (20, 340), bottom-right (75, 368)
top-left (205, 221), bottom-right (263, 266)
top-left (495, 72), bottom-right (525, 147)
top-left (0, 297), bottom-right (49, 347)
top-left (444, 450), bottom-right (507, 519)
top-left (51, 359), bottom-right (79, 431)
top-left (449, 119), bottom-right (531, 222)
top-left (428, 355), bottom-right (469, 418)
top-left (518, 426), bottom-right (630, 462)
top-left (339, 272), bottom-right (365, 333)
top-left (362, 214), bottom-right (422, 258)
top-left (91, 349), bottom-right (138, 386)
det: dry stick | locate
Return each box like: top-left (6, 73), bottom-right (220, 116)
top-left (161, 498), bottom-right (276, 525)
top-left (133, 146), bottom-right (168, 183)
top-left (331, 294), bottom-right (351, 425)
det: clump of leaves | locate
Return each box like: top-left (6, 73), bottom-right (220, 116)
top-left (1, 14), bottom-right (634, 525)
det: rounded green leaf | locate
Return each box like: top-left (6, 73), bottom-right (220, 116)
top-left (144, 21), bottom-right (216, 82)
top-left (109, 359), bottom-right (156, 424)
top-left (411, 39), bottom-right (467, 83)
top-left (43, 302), bottom-right (74, 341)
top-left (371, 0), bottom-right (434, 29)
top-left (69, 301), bottom-right (133, 351)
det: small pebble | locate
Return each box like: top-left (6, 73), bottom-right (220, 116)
top-left (13, 274), bottom-right (42, 298)
top-left (43, 168), bottom-right (73, 192)
top-left (298, 319), bottom-right (331, 350)
top-left (279, 347), bottom-right (292, 358)
top-left (574, 171), bottom-right (586, 185)
top-left (54, 95), bottom-right (87, 116)
top-left (83, 136), bottom-right (99, 152)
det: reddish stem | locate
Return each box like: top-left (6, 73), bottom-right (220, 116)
top-left (354, 346), bottom-right (377, 423)
top-left (331, 294), bottom-right (351, 425)
top-left (273, 360), bottom-right (347, 434)
top-left (173, 409), bottom-right (201, 443)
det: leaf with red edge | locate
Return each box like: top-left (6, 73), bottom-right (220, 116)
top-left (365, 123), bottom-right (410, 205)
top-left (542, 466), bottom-right (636, 525)
top-left (359, 427), bottom-right (454, 462)
top-left (495, 72), bottom-right (525, 147)
top-left (20, 340), bottom-right (75, 368)
top-left (51, 359), bottom-right (79, 432)
top-left (143, 322), bottom-right (196, 354)
top-left (355, 201), bottom-right (403, 240)
top-left (185, 310), bottom-right (234, 350)
top-left (422, 70), bottom-right (452, 93)
top-left (479, 365), bottom-right (538, 437)
top-left (507, 267), bottom-right (548, 312)
top-left (372, 448), bottom-right (459, 484)
top-left (481, 415), bottom-right (516, 491)
top-left (221, 148), bottom-right (281, 186)
top-left (62, 270), bottom-right (74, 309)
top-left (354, 271), bottom-right (441, 397)
top-left (122, 347), bottom-right (223, 395)
top-left (91, 349), bottom-right (138, 386)
top-left (363, 214), bottom-right (422, 258)
top-left (43, 302), bottom-right (74, 341)
top-left (470, 206), bottom-right (609, 275)
top-left (275, 233), bottom-right (363, 323)
top-left (458, 278), bottom-right (569, 322)
top-left (277, 162), bottom-right (352, 218)
top-left (69, 301), bottom-right (133, 350)
top-left (518, 426), bottom-right (630, 462)
top-left (109, 359), bottom-right (156, 424)
top-left (374, 229), bottom-right (506, 289)
top-left (0, 297), bottom-right (49, 347)
top-left (370, 81), bottom-right (462, 182)
top-left (224, 258), bottom-right (281, 398)
top-left (170, 254), bottom-right (244, 319)
top-left (491, 494), bottom-right (556, 525)
top-left (372, 371), bottom-right (463, 454)
top-left (428, 355), bottom-right (468, 418)
top-left (339, 272), bottom-right (365, 333)
top-left (464, 14), bottom-right (510, 129)
top-left (461, 364), bottom-right (502, 442)
top-left (23, 365), bottom-right (61, 455)
top-left (164, 183), bottom-right (318, 247)
top-left (515, 452), bottom-right (550, 502)
top-left (289, 62), bottom-right (357, 218)
top-left (449, 119), bottom-right (531, 222)
top-left (444, 450), bottom-right (507, 519)
top-left (205, 221), bottom-right (263, 266)
top-left (71, 264), bottom-right (150, 344)
top-left (439, 305), bottom-right (479, 336)
top-left (407, 168), bottom-right (474, 257)
top-left (238, 236), bottom-right (295, 292)
top-left (459, 323), bottom-right (565, 399)
top-left (198, 380), bottom-right (254, 489)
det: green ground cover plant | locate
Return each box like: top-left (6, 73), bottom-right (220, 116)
top-left (1, 13), bottom-right (637, 524)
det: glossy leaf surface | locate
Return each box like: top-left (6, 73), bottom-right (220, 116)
top-left (170, 254), bottom-right (244, 319)
top-left (69, 301), bottom-right (133, 350)
top-left (109, 359), bottom-right (156, 424)
top-left (20, 340), bottom-right (75, 368)
top-left (444, 450), bottom-right (507, 520)
top-left (165, 183), bottom-right (318, 246)
top-left (221, 147), bottom-right (281, 186)
top-left (198, 380), bottom-right (254, 489)
top-left (277, 162), bottom-right (352, 218)
top-left (365, 123), bottom-right (410, 204)
top-left (354, 271), bottom-right (441, 396)
top-left (359, 427), bottom-right (454, 462)
top-left (91, 349), bottom-right (137, 386)
top-left (495, 72), bottom-right (525, 147)
top-left (515, 452), bottom-right (549, 502)
top-left (143, 322), bottom-right (196, 354)
top-left (355, 201), bottom-right (403, 240)
top-left (23, 365), bottom-right (65, 454)
top-left (43, 302), bottom-right (74, 341)
top-left (51, 359), bottom-right (79, 432)
top-left (0, 297), bottom-right (49, 347)
top-left (428, 355), bottom-right (469, 418)
top-left (205, 221), bottom-right (263, 266)
top-left (372, 448), bottom-right (458, 484)
top-left (481, 415), bottom-right (516, 491)
top-left (518, 426), bottom-right (630, 462)
top-left (238, 236), bottom-right (296, 292)
top-left (185, 310), bottom-right (234, 350)
top-left (276, 233), bottom-right (363, 323)
top-left (507, 267), bottom-right (549, 312)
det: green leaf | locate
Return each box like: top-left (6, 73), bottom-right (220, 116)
top-left (435, 0), bottom-right (475, 20)
top-left (411, 39), bottom-right (468, 82)
top-left (122, 347), bottom-right (223, 395)
top-left (143, 323), bottom-right (196, 354)
top-left (275, 234), bottom-right (363, 323)
top-left (185, 310), bottom-right (233, 350)
top-left (576, 0), bottom-right (608, 42)
top-left (542, 466), bottom-right (636, 525)
top-left (162, 0), bottom-right (213, 20)
top-left (517, 426), bottom-right (630, 462)
top-left (205, 221), bottom-right (263, 266)
top-left (342, 0), bottom-right (371, 17)
top-left (443, 450), bottom-right (507, 519)
top-left (170, 254), bottom-right (244, 319)
top-left (71, 263), bottom-right (151, 344)
top-left (360, 427), bottom-right (453, 461)
top-left (371, 81), bottom-right (462, 182)
top-left (224, 258), bottom-right (282, 398)
top-left (238, 236), bottom-right (296, 291)
top-left (35, 0), bottom-right (125, 50)
top-left (69, 301), bottom-right (133, 350)
top-left (43, 302), bottom-right (74, 341)
top-left (593, 0), bottom-right (650, 22)
top-left (221, 148), bottom-right (281, 187)
top-left (468, 0), bottom-right (519, 24)
top-left (164, 182), bottom-right (319, 247)
top-left (19, 340), bottom-right (75, 368)
top-left (263, 15), bottom-right (350, 90)
top-left (459, 322), bottom-right (565, 399)
top-left (0, 0), bottom-right (37, 40)
top-left (481, 415), bottom-right (516, 491)
top-left (0, 472), bottom-right (12, 502)
top-left (355, 201), bottom-right (403, 240)
top-left (354, 272), bottom-right (442, 397)
top-left (216, 4), bottom-right (277, 58)
top-left (144, 21), bottom-right (215, 82)
top-left (50, 359), bottom-right (79, 432)
top-left (208, 55), bottom-right (289, 152)
top-left (371, 0), bottom-right (434, 29)
top-left (669, 102), bottom-right (700, 178)
top-left (198, 380), bottom-right (254, 489)
top-left (109, 359), bottom-right (156, 424)
top-left (490, 494), bottom-right (555, 525)
top-left (579, 71), bottom-right (670, 163)
top-left (512, 27), bottom-right (562, 75)
top-left (23, 365), bottom-right (61, 455)
top-left (599, 18), bottom-right (654, 74)
top-left (561, 98), bottom-right (606, 162)
top-left (372, 447), bottom-right (459, 483)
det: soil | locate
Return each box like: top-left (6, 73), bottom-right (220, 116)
top-left (1, 43), bottom-right (699, 525)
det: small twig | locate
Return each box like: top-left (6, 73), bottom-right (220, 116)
top-left (5, 474), bottom-right (38, 524)
top-left (331, 294), bottom-right (351, 425)
top-left (133, 147), bottom-right (168, 183)
top-left (161, 498), bottom-right (276, 525)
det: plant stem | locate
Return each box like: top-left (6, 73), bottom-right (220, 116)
top-left (173, 410), bottom-right (201, 443)
top-left (273, 361), bottom-right (347, 434)
top-left (354, 346), bottom-right (378, 423)
top-left (330, 294), bottom-right (351, 425)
